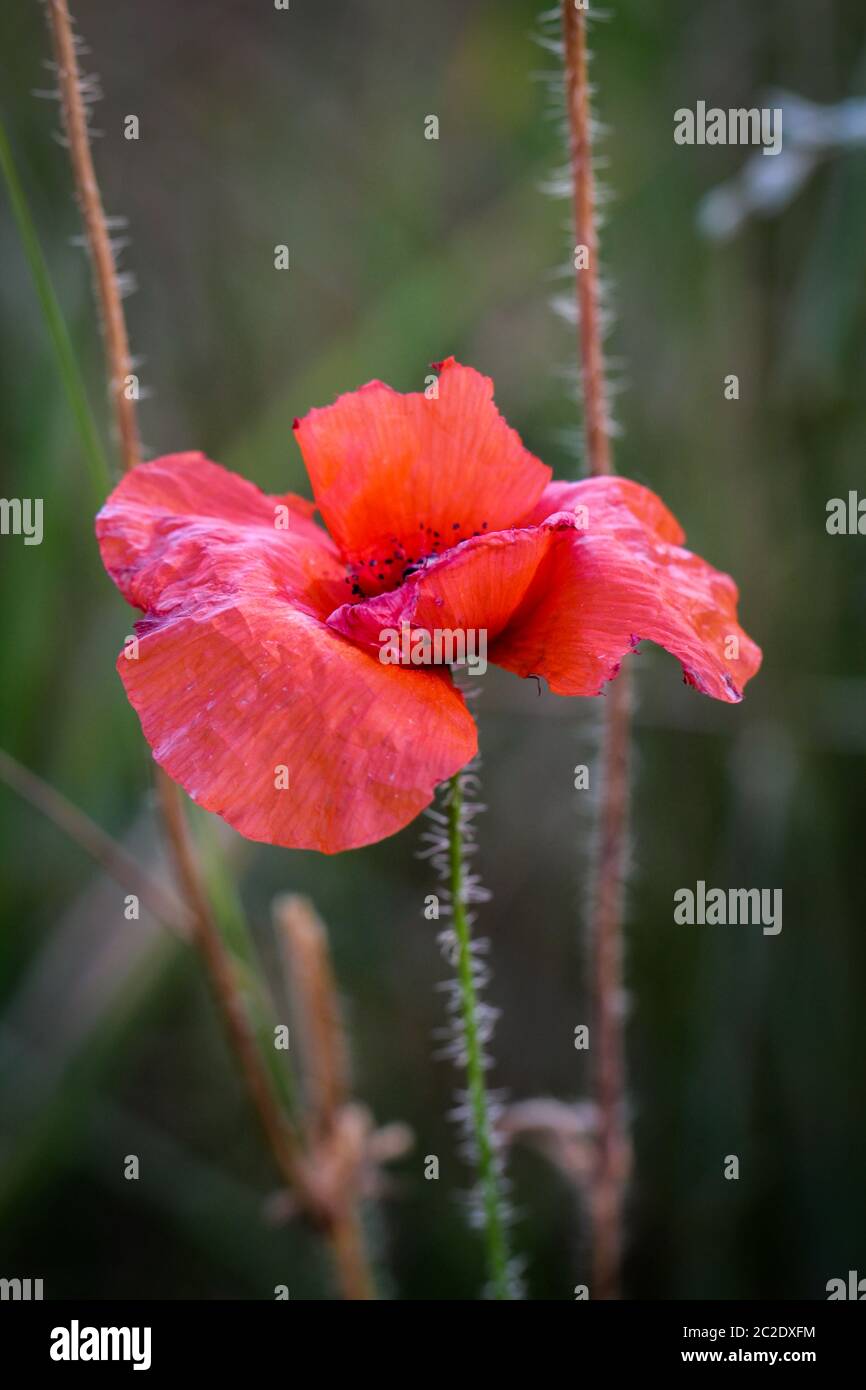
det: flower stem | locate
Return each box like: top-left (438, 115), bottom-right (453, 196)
top-left (46, 0), bottom-right (141, 475)
top-left (43, 0), bottom-right (375, 1299)
top-left (587, 668), bottom-right (631, 1298)
top-left (447, 772), bottom-right (512, 1300)
top-left (561, 0), bottom-right (632, 1298)
top-left (562, 0), bottom-right (611, 480)
top-left (154, 774), bottom-right (308, 1201)
top-left (275, 895), bottom-right (376, 1302)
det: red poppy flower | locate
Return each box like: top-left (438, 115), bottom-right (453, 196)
top-left (96, 358), bottom-right (761, 853)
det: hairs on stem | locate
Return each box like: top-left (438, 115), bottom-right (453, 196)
top-left (545, 1), bottom-right (634, 1298)
top-left (419, 702), bottom-right (522, 1299)
top-left (40, 0), bottom-right (377, 1299)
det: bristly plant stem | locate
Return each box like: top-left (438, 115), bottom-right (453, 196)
top-left (447, 772), bottom-right (512, 1300)
top-left (46, 0), bottom-right (141, 476)
top-left (44, 0), bottom-right (376, 1298)
top-left (561, 0), bottom-right (632, 1299)
top-left (155, 776), bottom-right (307, 1198)
top-left (587, 668), bottom-right (631, 1299)
top-left (562, 0), bottom-right (611, 479)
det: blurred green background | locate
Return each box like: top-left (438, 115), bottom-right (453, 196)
top-left (1, 0), bottom-right (864, 1300)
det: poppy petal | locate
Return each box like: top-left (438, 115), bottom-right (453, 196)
top-left (97, 454), bottom-right (477, 852)
top-left (293, 358), bottom-right (551, 587)
top-left (96, 452), bottom-right (347, 620)
top-left (492, 482), bottom-right (761, 701)
top-left (118, 607), bottom-right (477, 853)
top-left (523, 475), bottom-right (686, 544)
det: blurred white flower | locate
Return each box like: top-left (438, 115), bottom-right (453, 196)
top-left (698, 91), bottom-right (866, 241)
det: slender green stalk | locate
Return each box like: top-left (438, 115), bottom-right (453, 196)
top-left (0, 115), bottom-right (110, 499)
top-left (447, 772), bottom-right (512, 1300)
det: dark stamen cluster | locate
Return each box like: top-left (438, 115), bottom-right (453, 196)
top-left (342, 518), bottom-right (491, 600)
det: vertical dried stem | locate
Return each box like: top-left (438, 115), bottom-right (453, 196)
top-left (45, 0), bottom-right (375, 1298)
top-left (276, 895), bottom-right (374, 1301)
top-left (561, 0), bottom-right (632, 1299)
top-left (562, 0), bottom-right (611, 480)
top-left (587, 669), bottom-right (631, 1298)
top-left (155, 779), bottom-right (305, 1194)
top-left (46, 0), bottom-right (140, 475)
top-left (277, 894), bottom-right (348, 1135)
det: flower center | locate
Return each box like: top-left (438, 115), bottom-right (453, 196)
top-left (340, 518), bottom-right (489, 600)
